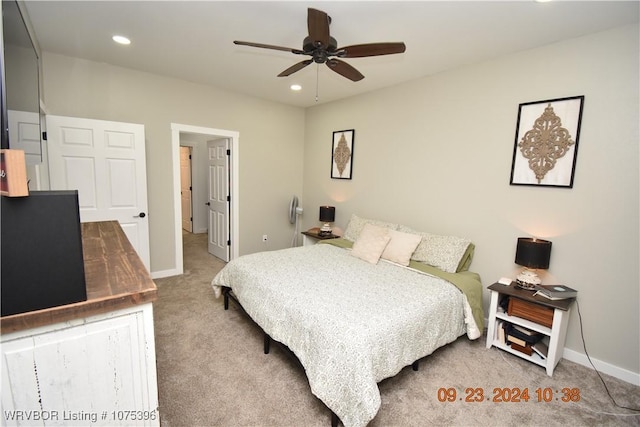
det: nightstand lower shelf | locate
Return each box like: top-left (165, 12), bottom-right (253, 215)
top-left (490, 341), bottom-right (547, 368)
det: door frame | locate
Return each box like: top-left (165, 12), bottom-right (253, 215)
top-left (171, 123), bottom-right (239, 276)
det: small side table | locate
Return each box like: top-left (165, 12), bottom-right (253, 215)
top-left (301, 229), bottom-right (339, 246)
top-left (486, 282), bottom-right (575, 376)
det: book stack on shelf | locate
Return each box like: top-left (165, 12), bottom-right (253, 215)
top-left (497, 321), bottom-right (548, 359)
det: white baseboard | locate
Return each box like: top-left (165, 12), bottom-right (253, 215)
top-left (563, 347), bottom-right (640, 386)
top-left (151, 268), bottom-right (181, 280)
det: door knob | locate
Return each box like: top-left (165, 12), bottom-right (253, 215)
top-left (135, 212), bottom-right (146, 218)
top-left (205, 202), bottom-right (210, 206)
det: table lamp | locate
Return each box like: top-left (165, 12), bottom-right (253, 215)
top-left (514, 237), bottom-right (552, 290)
top-left (319, 206), bottom-right (335, 236)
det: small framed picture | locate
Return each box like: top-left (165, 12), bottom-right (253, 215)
top-left (331, 129), bottom-right (354, 179)
top-left (510, 96), bottom-right (584, 188)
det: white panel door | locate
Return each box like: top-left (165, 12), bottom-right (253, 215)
top-left (8, 110), bottom-right (48, 190)
top-left (207, 138), bottom-right (229, 261)
top-left (180, 146), bottom-right (193, 232)
top-left (46, 115), bottom-right (151, 271)
top-left (8, 110), bottom-right (41, 165)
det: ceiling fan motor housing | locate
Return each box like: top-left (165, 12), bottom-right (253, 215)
top-left (303, 36), bottom-right (338, 63)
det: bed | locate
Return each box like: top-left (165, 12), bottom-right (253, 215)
top-left (211, 215), bottom-right (484, 427)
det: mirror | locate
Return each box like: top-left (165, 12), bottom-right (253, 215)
top-left (2, 0), bottom-right (41, 158)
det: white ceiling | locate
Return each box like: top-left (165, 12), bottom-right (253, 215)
top-left (21, 1), bottom-right (640, 108)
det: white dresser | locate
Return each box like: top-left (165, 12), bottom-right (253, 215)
top-left (1, 221), bottom-right (159, 426)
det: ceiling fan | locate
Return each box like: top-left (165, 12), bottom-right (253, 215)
top-left (233, 8), bottom-right (406, 82)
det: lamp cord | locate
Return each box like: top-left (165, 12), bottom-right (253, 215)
top-left (576, 299), bottom-right (640, 412)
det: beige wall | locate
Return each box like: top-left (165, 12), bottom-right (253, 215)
top-left (303, 25), bottom-right (639, 376)
top-left (41, 52), bottom-right (305, 273)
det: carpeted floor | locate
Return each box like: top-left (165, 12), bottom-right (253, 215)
top-left (153, 232), bottom-right (640, 426)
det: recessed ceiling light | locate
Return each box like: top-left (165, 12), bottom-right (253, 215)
top-left (112, 35), bottom-right (131, 45)
top-left (290, 84), bottom-right (302, 91)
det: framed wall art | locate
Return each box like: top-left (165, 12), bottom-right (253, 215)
top-left (510, 95), bottom-right (584, 188)
top-left (331, 129), bottom-right (354, 179)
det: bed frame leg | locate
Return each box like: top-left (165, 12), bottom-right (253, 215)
top-left (264, 333), bottom-right (271, 354)
top-left (331, 411), bottom-right (339, 427)
top-left (222, 287), bottom-right (230, 310)
top-left (412, 360), bottom-right (419, 371)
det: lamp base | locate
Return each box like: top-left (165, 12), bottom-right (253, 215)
top-left (319, 223), bottom-right (332, 237)
top-left (515, 268), bottom-right (542, 291)
top-left (515, 281), bottom-right (538, 291)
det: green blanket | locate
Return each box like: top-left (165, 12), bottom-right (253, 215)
top-left (320, 238), bottom-right (484, 332)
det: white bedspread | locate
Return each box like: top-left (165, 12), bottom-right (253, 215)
top-left (211, 244), bottom-right (469, 427)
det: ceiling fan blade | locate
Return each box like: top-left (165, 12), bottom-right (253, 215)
top-left (338, 42), bottom-right (406, 58)
top-left (278, 60), bottom-right (313, 77)
top-left (326, 59), bottom-right (364, 82)
top-left (307, 8), bottom-right (330, 49)
top-left (234, 40), bottom-right (304, 55)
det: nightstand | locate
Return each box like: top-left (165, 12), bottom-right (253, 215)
top-left (485, 282), bottom-right (575, 376)
top-left (301, 229), bottom-right (339, 246)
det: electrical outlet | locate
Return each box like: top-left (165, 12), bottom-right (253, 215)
top-left (262, 235), bottom-right (268, 242)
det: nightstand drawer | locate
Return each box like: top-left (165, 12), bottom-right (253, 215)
top-left (508, 297), bottom-right (554, 328)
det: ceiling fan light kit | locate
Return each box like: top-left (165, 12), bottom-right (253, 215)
top-left (233, 8), bottom-right (406, 82)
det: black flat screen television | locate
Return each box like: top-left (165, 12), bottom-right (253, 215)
top-left (1, 191), bottom-right (87, 316)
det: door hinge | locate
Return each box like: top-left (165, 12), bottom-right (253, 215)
top-left (226, 149), bottom-right (231, 156)
top-left (227, 195), bottom-right (230, 202)
top-left (42, 131), bottom-right (47, 141)
top-left (227, 239), bottom-right (231, 246)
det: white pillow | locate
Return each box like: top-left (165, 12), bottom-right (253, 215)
top-left (343, 214), bottom-right (398, 242)
top-left (350, 223), bottom-right (391, 264)
top-left (381, 229), bottom-right (422, 266)
top-left (398, 225), bottom-right (471, 273)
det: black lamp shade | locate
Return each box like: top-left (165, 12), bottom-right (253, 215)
top-left (319, 206), bottom-right (335, 223)
top-left (515, 237), bottom-right (552, 269)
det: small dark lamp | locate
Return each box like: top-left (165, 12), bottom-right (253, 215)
top-left (514, 237), bottom-right (552, 290)
top-left (319, 206), bottom-right (335, 236)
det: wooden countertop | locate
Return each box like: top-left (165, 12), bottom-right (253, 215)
top-left (1, 221), bottom-right (157, 334)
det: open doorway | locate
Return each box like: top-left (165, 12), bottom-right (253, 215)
top-left (171, 123), bottom-right (239, 275)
